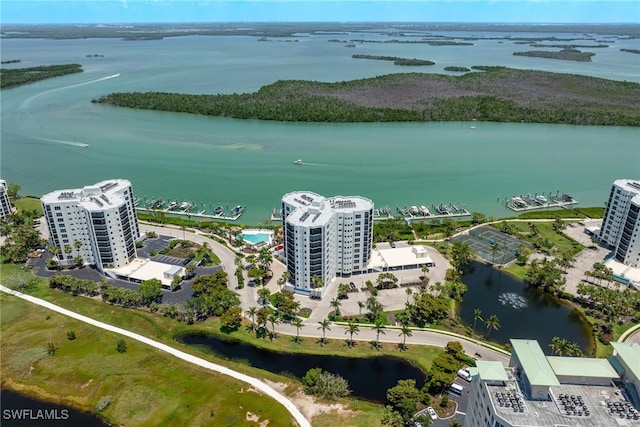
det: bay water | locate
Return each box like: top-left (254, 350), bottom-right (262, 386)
top-left (1, 30), bottom-right (639, 224)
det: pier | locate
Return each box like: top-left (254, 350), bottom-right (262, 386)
top-left (388, 202), bottom-right (470, 221)
top-left (136, 197), bottom-right (245, 222)
top-left (504, 192), bottom-right (578, 212)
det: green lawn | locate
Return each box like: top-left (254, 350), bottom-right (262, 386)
top-left (1, 293), bottom-right (298, 427)
top-left (10, 196), bottom-right (44, 216)
top-left (2, 271), bottom-right (440, 426)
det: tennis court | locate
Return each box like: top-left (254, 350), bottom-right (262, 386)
top-left (452, 226), bottom-right (533, 265)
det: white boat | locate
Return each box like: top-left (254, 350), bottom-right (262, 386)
top-left (419, 205), bottom-right (430, 215)
top-left (410, 206), bottom-right (420, 215)
top-left (179, 201), bottom-right (192, 210)
top-left (470, 125), bottom-right (477, 129)
top-left (167, 201), bottom-right (178, 210)
top-left (535, 195), bottom-right (548, 204)
top-left (294, 159), bottom-right (303, 165)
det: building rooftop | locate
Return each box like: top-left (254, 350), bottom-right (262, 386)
top-left (484, 370), bottom-right (639, 426)
top-left (41, 179), bottom-right (131, 211)
top-left (611, 342), bottom-right (640, 381)
top-left (547, 356), bottom-right (619, 379)
top-left (511, 339), bottom-right (560, 387)
top-left (476, 361), bottom-right (509, 382)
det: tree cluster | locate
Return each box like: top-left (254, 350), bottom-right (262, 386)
top-left (1, 64), bottom-right (83, 89)
top-left (302, 367), bottom-right (351, 400)
top-left (0, 209), bottom-right (44, 263)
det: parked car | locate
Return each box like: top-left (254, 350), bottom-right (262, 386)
top-left (390, 241), bottom-right (396, 248)
top-left (427, 407), bottom-right (437, 420)
top-left (449, 383), bottom-right (464, 395)
top-left (457, 368), bottom-right (472, 382)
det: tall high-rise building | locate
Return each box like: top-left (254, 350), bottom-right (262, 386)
top-left (281, 191), bottom-right (373, 295)
top-left (0, 179), bottom-right (14, 219)
top-left (41, 179), bottom-right (140, 270)
top-left (600, 179), bottom-right (640, 267)
top-left (464, 339), bottom-right (639, 427)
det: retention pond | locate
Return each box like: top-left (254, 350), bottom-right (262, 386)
top-left (175, 331), bottom-right (426, 404)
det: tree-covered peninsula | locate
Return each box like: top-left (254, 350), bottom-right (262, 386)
top-left (0, 64), bottom-right (83, 89)
top-left (93, 67), bottom-right (640, 126)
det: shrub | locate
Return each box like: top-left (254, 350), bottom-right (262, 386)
top-left (67, 330), bottom-right (76, 340)
top-left (95, 395), bottom-right (113, 411)
top-left (116, 339), bottom-right (127, 353)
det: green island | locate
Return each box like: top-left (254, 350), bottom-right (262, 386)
top-left (513, 48), bottom-right (596, 61)
top-left (1, 59), bottom-right (21, 64)
top-left (0, 64), bottom-right (83, 89)
top-left (621, 48), bottom-right (640, 54)
top-left (443, 66), bottom-right (471, 72)
top-left (352, 54), bottom-right (435, 66)
top-left (93, 67), bottom-right (640, 126)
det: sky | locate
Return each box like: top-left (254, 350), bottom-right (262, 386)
top-left (1, 0), bottom-right (639, 24)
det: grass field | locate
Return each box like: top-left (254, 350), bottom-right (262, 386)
top-left (1, 267), bottom-right (442, 426)
top-left (1, 293), bottom-right (301, 427)
top-left (10, 196), bottom-right (44, 215)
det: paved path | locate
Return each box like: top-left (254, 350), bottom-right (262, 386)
top-left (0, 285), bottom-right (310, 427)
top-left (140, 223), bottom-right (510, 363)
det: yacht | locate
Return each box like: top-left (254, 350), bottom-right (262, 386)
top-left (535, 195), bottom-right (548, 204)
top-left (167, 201), bottom-right (178, 210)
top-left (419, 205), bottom-right (431, 216)
top-left (214, 205), bottom-right (224, 215)
top-left (179, 201), bottom-right (192, 211)
top-left (410, 206), bottom-right (420, 215)
top-left (294, 159), bottom-right (303, 165)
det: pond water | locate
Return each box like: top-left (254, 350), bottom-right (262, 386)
top-left (0, 389), bottom-right (107, 427)
top-left (457, 262), bottom-right (594, 355)
top-left (175, 331), bottom-right (426, 403)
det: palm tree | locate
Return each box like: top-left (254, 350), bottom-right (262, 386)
top-left (549, 336), bottom-right (570, 356)
top-left (473, 308), bottom-right (483, 333)
top-left (257, 287), bottom-right (271, 307)
top-left (485, 314), bottom-right (500, 339)
top-left (490, 242), bottom-right (500, 263)
top-left (357, 300), bottom-right (365, 316)
top-left (311, 275), bottom-right (324, 289)
top-left (330, 298), bottom-right (342, 317)
top-left (268, 313), bottom-right (280, 340)
top-left (246, 307), bottom-right (257, 330)
top-left (64, 244), bottom-right (73, 262)
top-left (292, 318), bottom-right (304, 343)
top-left (317, 318), bottom-right (331, 344)
top-left (258, 247), bottom-right (272, 271)
top-left (421, 265), bottom-right (430, 286)
top-left (373, 319), bottom-right (386, 349)
top-left (345, 321), bottom-right (359, 347)
top-left (399, 325), bottom-right (412, 350)
top-left (405, 287), bottom-right (413, 303)
top-left (73, 240), bottom-right (82, 257)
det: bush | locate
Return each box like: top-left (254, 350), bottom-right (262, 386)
top-left (67, 330), bottom-right (76, 340)
top-left (302, 367), bottom-right (351, 400)
top-left (95, 395), bottom-right (113, 411)
top-left (116, 339), bottom-right (127, 353)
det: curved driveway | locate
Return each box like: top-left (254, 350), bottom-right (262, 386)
top-left (0, 284), bottom-right (310, 427)
top-left (140, 223), bottom-right (510, 364)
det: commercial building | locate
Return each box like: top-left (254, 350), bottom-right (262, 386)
top-left (41, 179), bottom-right (140, 271)
top-left (600, 179), bottom-right (640, 268)
top-left (0, 179), bottom-right (14, 219)
top-left (464, 339), bottom-right (639, 427)
top-left (281, 191), bottom-right (373, 296)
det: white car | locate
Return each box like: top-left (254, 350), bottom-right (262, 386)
top-left (457, 368), bottom-right (472, 382)
top-left (427, 407), bottom-right (437, 420)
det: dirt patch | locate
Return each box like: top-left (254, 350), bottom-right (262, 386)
top-left (263, 380), bottom-right (356, 421)
top-left (245, 411), bottom-right (269, 426)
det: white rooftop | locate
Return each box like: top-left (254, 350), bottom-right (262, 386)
top-left (106, 258), bottom-right (182, 287)
top-left (369, 245), bottom-right (434, 269)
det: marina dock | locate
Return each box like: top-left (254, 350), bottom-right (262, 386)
top-left (136, 197), bottom-right (245, 222)
top-left (505, 192), bottom-right (577, 212)
top-left (389, 202), bottom-right (471, 221)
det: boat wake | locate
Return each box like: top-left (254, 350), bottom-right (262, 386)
top-left (33, 136), bottom-right (89, 148)
top-left (18, 73), bottom-right (121, 112)
top-left (498, 292), bottom-right (528, 309)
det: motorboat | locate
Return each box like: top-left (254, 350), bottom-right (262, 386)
top-left (167, 201), bottom-right (178, 210)
top-left (437, 204), bottom-right (449, 214)
top-left (419, 205), bottom-right (430, 215)
top-left (214, 205), bottom-right (224, 215)
top-left (294, 159), bottom-right (303, 165)
top-left (410, 206), bottom-right (420, 215)
top-left (535, 195), bottom-right (548, 204)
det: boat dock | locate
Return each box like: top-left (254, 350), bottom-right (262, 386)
top-left (137, 197), bottom-right (245, 221)
top-left (505, 192), bottom-right (577, 212)
top-left (390, 202), bottom-right (470, 221)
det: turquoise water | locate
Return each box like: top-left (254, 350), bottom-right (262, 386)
top-left (1, 31), bottom-right (639, 224)
top-left (241, 232), bottom-right (272, 244)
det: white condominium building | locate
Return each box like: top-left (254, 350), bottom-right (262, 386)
top-left (281, 191), bottom-right (374, 295)
top-left (464, 339), bottom-right (639, 427)
top-left (0, 180), bottom-right (13, 219)
top-left (41, 179), bottom-right (140, 270)
top-left (600, 179), bottom-right (640, 267)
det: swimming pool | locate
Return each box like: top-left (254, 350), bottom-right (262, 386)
top-left (240, 229), bottom-right (273, 246)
